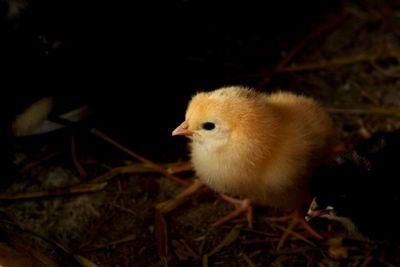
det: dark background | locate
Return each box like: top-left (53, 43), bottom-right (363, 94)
top-left (4, 1), bottom-right (400, 266)
top-left (0, 0), bottom-right (340, 160)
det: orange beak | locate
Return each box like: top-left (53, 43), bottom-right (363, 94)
top-left (172, 121), bottom-right (193, 136)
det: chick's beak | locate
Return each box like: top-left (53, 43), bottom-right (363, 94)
top-left (172, 121), bottom-right (193, 136)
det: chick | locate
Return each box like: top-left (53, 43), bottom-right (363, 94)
top-left (173, 86), bottom-right (337, 247)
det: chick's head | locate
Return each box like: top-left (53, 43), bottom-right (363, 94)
top-left (173, 87), bottom-right (259, 148)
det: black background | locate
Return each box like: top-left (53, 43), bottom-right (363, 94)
top-left (0, 0), bottom-right (340, 161)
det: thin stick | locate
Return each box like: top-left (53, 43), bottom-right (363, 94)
top-left (20, 152), bottom-right (61, 173)
top-left (259, 12), bottom-right (347, 87)
top-left (326, 106), bottom-right (400, 116)
top-left (272, 224), bottom-right (316, 248)
top-left (155, 210), bottom-right (169, 267)
top-left (206, 225), bottom-right (241, 256)
top-left (166, 162), bottom-right (193, 174)
top-left (276, 13), bottom-right (347, 70)
top-left (91, 162), bottom-right (193, 184)
top-left (0, 210), bottom-right (71, 254)
top-left (71, 135), bottom-right (87, 180)
top-left (0, 182), bottom-right (107, 200)
top-left (276, 49), bottom-right (400, 73)
top-left (240, 253), bottom-right (259, 267)
top-left (156, 179), bottom-right (203, 214)
top-left (91, 128), bottom-right (187, 185)
top-left (79, 234), bottom-right (137, 253)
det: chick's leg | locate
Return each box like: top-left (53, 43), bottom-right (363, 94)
top-left (212, 194), bottom-right (254, 228)
top-left (267, 209), bottom-right (323, 249)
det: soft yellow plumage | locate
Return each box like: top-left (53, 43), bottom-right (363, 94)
top-left (171, 86), bottom-right (337, 248)
top-left (173, 86), bottom-right (336, 212)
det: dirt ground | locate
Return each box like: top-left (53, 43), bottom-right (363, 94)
top-left (2, 0), bottom-right (400, 266)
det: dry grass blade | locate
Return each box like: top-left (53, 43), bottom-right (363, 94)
top-left (0, 243), bottom-right (56, 267)
top-left (276, 49), bottom-right (400, 73)
top-left (202, 228), bottom-right (241, 267)
top-left (74, 255), bottom-right (100, 267)
top-left (275, 13), bottom-right (347, 70)
top-left (0, 182), bottom-right (107, 200)
top-left (17, 246), bottom-right (60, 267)
top-left (259, 12), bottom-right (347, 87)
top-left (1, 221), bottom-right (71, 255)
top-left (91, 128), bottom-right (187, 185)
top-left (206, 225), bottom-right (241, 257)
top-left (202, 254), bottom-right (209, 267)
top-left (156, 179), bottom-right (203, 214)
top-left (20, 152), bottom-right (61, 173)
top-left (0, 213), bottom-right (71, 267)
top-left (266, 247), bottom-right (315, 255)
top-left (239, 253), bottom-right (257, 267)
top-left (166, 162), bottom-right (193, 174)
top-left (271, 224), bottom-right (316, 247)
top-left (155, 210), bottom-right (169, 267)
top-left (359, 256), bottom-right (374, 267)
top-left (91, 162), bottom-right (193, 184)
top-left (71, 135), bottom-right (87, 180)
top-left (8, 234), bottom-right (61, 267)
top-left (90, 165), bottom-right (160, 183)
top-left (240, 253), bottom-right (259, 267)
top-left (80, 234), bottom-right (137, 253)
top-left (326, 106), bottom-right (400, 116)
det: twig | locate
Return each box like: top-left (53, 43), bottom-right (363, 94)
top-left (359, 256), bottom-right (374, 267)
top-left (108, 202), bottom-right (136, 216)
top-left (239, 228), bottom-right (280, 238)
top-left (241, 238), bottom-right (281, 245)
top-left (8, 235), bottom-right (61, 267)
top-left (240, 253), bottom-right (259, 267)
top-left (91, 128), bottom-right (188, 185)
top-left (166, 162), bottom-right (193, 174)
top-left (275, 49), bottom-right (400, 73)
top-left (272, 224), bottom-right (316, 247)
top-left (90, 162), bottom-right (192, 184)
top-left (73, 255), bottom-right (99, 267)
top-left (259, 12), bottom-right (348, 87)
top-left (155, 210), bottom-right (169, 267)
top-left (77, 197), bottom-right (117, 250)
top-left (276, 14), bottom-right (347, 70)
top-left (0, 182), bottom-right (107, 200)
top-left (79, 234), bottom-right (137, 253)
top-left (156, 179), bottom-right (203, 214)
top-left (202, 255), bottom-right (209, 267)
top-left (202, 226), bottom-right (241, 267)
top-left (370, 58), bottom-right (400, 78)
top-left (178, 239), bottom-right (199, 259)
top-left (90, 165), bottom-right (159, 183)
top-left (266, 247), bottom-right (316, 255)
top-left (20, 152), bottom-right (61, 173)
top-left (206, 225), bottom-right (241, 256)
top-left (0, 210), bottom-right (71, 254)
top-left (326, 106), bottom-right (400, 116)
top-left (71, 135), bottom-right (87, 180)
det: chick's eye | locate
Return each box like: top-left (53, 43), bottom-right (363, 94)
top-left (202, 122), bottom-right (215, 130)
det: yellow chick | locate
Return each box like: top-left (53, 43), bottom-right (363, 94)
top-left (172, 86), bottom-right (337, 247)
